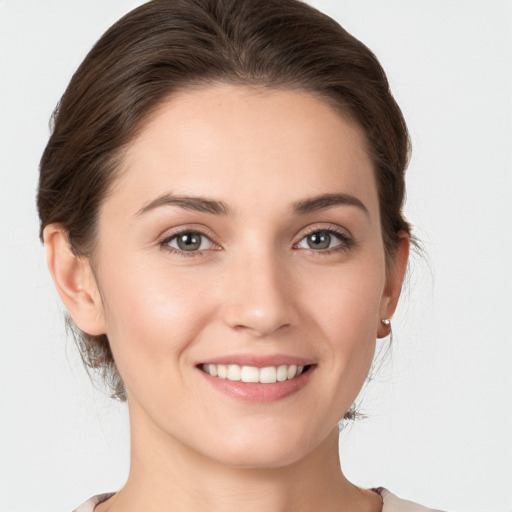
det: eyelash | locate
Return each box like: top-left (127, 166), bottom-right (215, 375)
top-left (159, 225), bottom-right (354, 258)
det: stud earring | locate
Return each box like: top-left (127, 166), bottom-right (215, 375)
top-left (379, 318), bottom-right (392, 341)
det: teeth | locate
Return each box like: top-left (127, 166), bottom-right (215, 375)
top-left (227, 364), bottom-right (241, 381)
top-left (240, 366), bottom-right (259, 383)
top-left (260, 366), bottom-right (277, 384)
top-left (276, 365), bottom-right (288, 382)
top-left (217, 364), bottom-right (228, 379)
top-left (287, 365), bottom-right (297, 379)
top-left (201, 363), bottom-right (308, 383)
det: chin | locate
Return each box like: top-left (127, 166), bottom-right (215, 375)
top-left (217, 445), bottom-right (306, 470)
top-left (199, 423), bottom-right (324, 470)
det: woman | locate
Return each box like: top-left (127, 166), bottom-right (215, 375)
top-left (37, 0), bottom-right (443, 510)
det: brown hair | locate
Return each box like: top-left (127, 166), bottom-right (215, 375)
top-left (37, 0), bottom-right (411, 402)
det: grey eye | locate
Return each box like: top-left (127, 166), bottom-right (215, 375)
top-left (168, 232), bottom-right (212, 252)
top-left (297, 230), bottom-right (344, 250)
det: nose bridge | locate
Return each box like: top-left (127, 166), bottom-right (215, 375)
top-left (222, 242), bottom-right (294, 336)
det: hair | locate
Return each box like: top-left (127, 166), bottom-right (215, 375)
top-left (37, 0), bottom-right (411, 403)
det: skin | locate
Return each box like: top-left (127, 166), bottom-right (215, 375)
top-left (45, 84), bottom-right (409, 511)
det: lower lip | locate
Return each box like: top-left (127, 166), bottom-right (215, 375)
top-left (198, 366), bottom-right (314, 403)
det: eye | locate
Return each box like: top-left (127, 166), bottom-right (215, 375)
top-left (164, 231), bottom-right (213, 252)
top-left (296, 229), bottom-right (351, 251)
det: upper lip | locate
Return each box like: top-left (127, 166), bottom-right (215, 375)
top-left (198, 353), bottom-right (315, 368)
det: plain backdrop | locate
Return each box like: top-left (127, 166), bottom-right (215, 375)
top-left (1, 1), bottom-right (511, 511)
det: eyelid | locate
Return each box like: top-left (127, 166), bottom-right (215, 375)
top-left (294, 223), bottom-right (353, 242)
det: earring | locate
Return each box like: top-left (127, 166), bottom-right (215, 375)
top-left (380, 318), bottom-right (392, 340)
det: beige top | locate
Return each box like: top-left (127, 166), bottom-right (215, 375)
top-left (73, 488), bottom-right (445, 511)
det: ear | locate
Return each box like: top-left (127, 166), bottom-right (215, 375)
top-left (377, 232), bottom-right (410, 338)
top-left (43, 224), bottom-right (106, 336)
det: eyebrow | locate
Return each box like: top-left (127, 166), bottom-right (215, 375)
top-left (292, 193), bottom-right (369, 216)
top-left (135, 191), bottom-right (368, 218)
top-left (135, 193), bottom-right (230, 217)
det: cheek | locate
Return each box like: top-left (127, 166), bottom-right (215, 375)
top-left (96, 254), bottom-right (218, 390)
top-left (300, 257), bottom-right (385, 385)
top-left (301, 257), bottom-right (385, 336)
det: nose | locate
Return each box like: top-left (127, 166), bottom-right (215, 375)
top-left (221, 248), bottom-right (296, 337)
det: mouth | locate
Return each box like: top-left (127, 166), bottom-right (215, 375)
top-left (196, 355), bottom-right (315, 402)
top-left (200, 363), bottom-right (312, 384)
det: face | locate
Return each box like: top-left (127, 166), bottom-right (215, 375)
top-left (89, 84), bottom-right (402, 468)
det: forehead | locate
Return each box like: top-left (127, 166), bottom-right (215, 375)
top-left (109, 84), bottom-right (378, 218)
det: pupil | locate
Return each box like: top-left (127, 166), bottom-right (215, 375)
top-left (178, 232), bottom-right (201, 251)
top-left (308, 231), bottom-right (331, 250)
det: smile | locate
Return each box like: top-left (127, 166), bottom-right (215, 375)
top-left (201, 364), bottom-right (307, 383)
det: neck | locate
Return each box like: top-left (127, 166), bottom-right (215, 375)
top-left (97, 400), bottom-right (381, 512)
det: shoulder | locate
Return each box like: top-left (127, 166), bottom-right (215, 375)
top-left (375, 487), bottom-right (446, 512)
top-left (74, 489), bottom-right (446, 512)
top-left (72, 493), bottom-right (114, 512)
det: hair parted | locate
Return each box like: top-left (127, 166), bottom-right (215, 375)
top-left (37, 0), bottom-right (411, 404)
